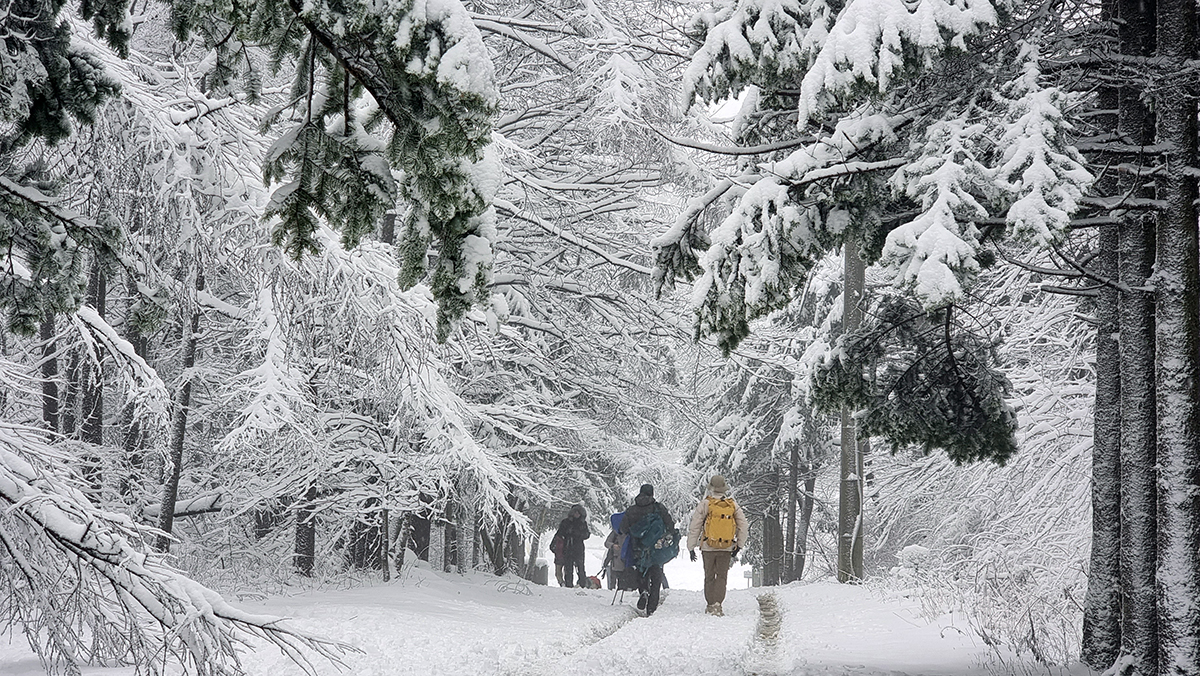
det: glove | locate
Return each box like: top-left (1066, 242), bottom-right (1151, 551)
top-left (689, 549), bottom-right (697, 562)
top-left (731, 546), bottom-right (740, 561)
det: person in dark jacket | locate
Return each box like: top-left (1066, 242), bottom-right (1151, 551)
top-left (552, 504), bottom-right (590, 587)
top-left (618, 484), bottom-right (675, 616)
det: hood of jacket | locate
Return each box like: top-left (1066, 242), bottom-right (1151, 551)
top-left (634, 494), bottom-right (655, 507)
top-left (610, 512), bottom-right (623, 531)
top-left (569, 504), bottom-right (587, 519)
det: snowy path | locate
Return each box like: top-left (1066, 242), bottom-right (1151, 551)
top-left (0, 565), bottom-right (1033, 675)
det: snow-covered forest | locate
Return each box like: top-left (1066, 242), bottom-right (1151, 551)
top-left (1, 0), bottom-right (1198, 673)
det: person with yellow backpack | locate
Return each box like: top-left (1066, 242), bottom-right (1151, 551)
top-left (686, 474), bottom-right (748, 616)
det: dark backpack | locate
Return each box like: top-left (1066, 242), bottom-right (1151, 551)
top-left (629, 510), bottom-right (679, 572)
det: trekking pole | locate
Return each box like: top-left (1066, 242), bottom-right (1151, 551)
top-left (611, 586), bottom-right (620, 605)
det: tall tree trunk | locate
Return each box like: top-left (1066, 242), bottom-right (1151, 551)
top-left (1153, 0), bottom-right (1200, 669)
top-left (118, 324), bottom-right (149, 499)
top-left (839, 240), bottom-right (865, 583)
top-left (347, 497), bottom-right (384, 571)
top-left (294, 484), bottom-right (318, 577)
top-left (762, 507), bottom-right (783, 586)
top-left (80, 264), bottom-right (106, 493)
top-left (1116, 0), bottom-right (1159, 667)
top-left (381, 508), bottom-right (390, 582)
top-left (39, 313), bottom-right (58, 433)
top-left (155, 272), bottom-right (204, 552)
top-left (456, 500), bottom-right (471, 574)
top-left (1081, 82), bottom-right (1123, 665)
top-left (784, 442), bottom-right (800, 584)
top-left (443, 503), bottom-right (456, 573)
top-left (796, 465), bottom-right (816, 581)
top-left (411, 513), bottom-right (431, 561)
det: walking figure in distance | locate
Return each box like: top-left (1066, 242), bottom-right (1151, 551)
top-left (687, 474), bottom-right (748, 616)
top-left (619, 484), bottom-right (677, 616)
top-left (552, 504), bottom-right (590, 587)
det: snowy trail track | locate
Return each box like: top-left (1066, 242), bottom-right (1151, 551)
top-left (0, 564), bottom-right (1037, 676)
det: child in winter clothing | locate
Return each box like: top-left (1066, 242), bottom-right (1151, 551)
top-left (602, 513), bottom-right (628, 590)
top-left (687, 475), bottom-right (748, 616)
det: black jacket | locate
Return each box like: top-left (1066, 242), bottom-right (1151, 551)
top-left (618, 494), bottom-right (674, 546)
top-left (554, 514), bottom-right (590, 559)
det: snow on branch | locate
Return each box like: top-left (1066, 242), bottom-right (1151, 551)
top-left (993, 41), bottom-right (1093, 248)
top-left (0, 421), bottom-right (356, 676)
top-left (881, 117), bottom-right (991, 308)
top-left (72, 306), bottom-right (169, 422)
top-left (798, 0), bottom-right (997, 120)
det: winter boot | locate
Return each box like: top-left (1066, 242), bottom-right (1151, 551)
top-left (637, 592), bottom-right (648, 610)
top-left (712, 602), bottom-right (724, 617)
top-left (705, 604), bottom-right (716, 615)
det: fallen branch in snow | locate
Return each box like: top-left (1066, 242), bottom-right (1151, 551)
top-left (0, 421), bottom-right (359, 676)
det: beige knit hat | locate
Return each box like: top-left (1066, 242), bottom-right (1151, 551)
top-left (709, 474), bottom-right (728, 494)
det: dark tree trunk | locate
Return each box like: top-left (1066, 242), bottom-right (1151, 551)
top-left (346, 498), bottom-right (385, 571)
top-left (443, 503), bottom-right (456, 573)
top-left (155, 273), bottom-right (204, 552)
top-left (410, 513), bottom-right (431, 561)
top-left (381, 508), bottom-right (390, 581)
top-left (784, 442), bottom-right (800, 584)
top-left (40, 314), bottom-right (58, 433)
top-left (796, 467), bottom-right (816, 581)
top-left (253, 507), bottom-right (284, 539)
top-left (380, 212), bottom-right (396, 245)
top-left (80, 264), bottom-right (106, 492)
top-left (118, 274), bottom-right (149, 500)
top-left (294, 484), bottom-right (318, 577)
top-left (506, 521), bottom-right (522, 576)
top-left (1081, 81), bottom-right (1123, 666)
top-left (838, 239), bottom-right (865, 583)
top-left (762, 507), bottom-right (783, 586)
top-left (392, 512), bottom-right (413, 573)
top-left (1115, 0), bottom-right (1159, 669)
top-left (1153, 0), bottom-right (1200, 668)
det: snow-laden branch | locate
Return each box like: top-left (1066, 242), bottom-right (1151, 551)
top-left (494, 198), bottom-right (653, 275)
top-left (0, 421), bottom-right (357, 676)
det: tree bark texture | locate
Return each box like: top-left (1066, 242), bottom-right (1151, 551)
top-left (1082, 76), bottom-right (1123, 670)
top-left (1153, 0), bottom-right (1200, 669)
top-left (839, 240), bottom-right (865, 583)
top-left (762, 507), bottom-right (782, 586)
top-left (1115, 0), bottom-right (1159, 667)
top-left (155, 273), bottom-right (204, 552)
top-left (294, 484), bottom-right (318, 577)
top-left (784, 442), bottom-right (800, 584)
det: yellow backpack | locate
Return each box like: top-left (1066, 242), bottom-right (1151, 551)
top-left (703, 497), bottom-right (737, 548)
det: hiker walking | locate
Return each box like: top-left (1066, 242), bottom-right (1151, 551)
top-left (687, 474), bottom-right (748, 616)
top-left (602, 513), bottom-right (627, 590)
top-left (552, 504), bottom-right (590, 587)
top-left (619, 484), bottom-right (678, 616)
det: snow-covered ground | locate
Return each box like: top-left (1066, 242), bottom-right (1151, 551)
top-left (0, 555), bottom-right (1060, 676)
